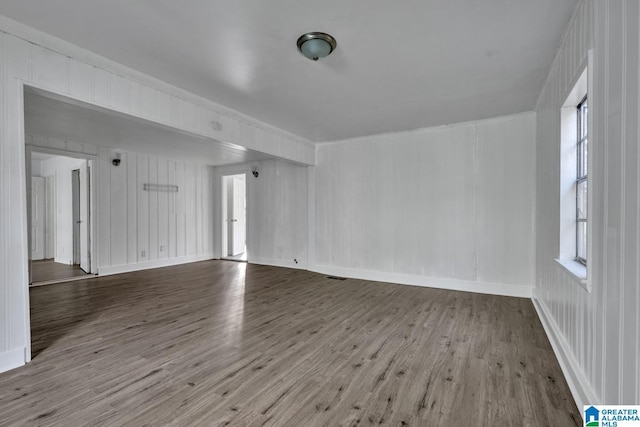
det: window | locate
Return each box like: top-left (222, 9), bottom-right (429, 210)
top-left (575, 96), bottom-right (587, 264)
top-left (557, 62), bottom-right (589, 285)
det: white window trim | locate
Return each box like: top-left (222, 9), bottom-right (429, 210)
top-left (555, 258), bottom-right (588, 289)
top-left (558, 50), bottom-right (593, 292)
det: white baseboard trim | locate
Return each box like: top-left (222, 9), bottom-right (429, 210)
top-left (0, 347), bottom-right (26, 374)
top-left (249, 257), bottom-right (308, 270)
top-left (97, 253), bottom-right (215, 276)
top-left (54, 257), bottom-right (72, 265)
top-left (532, 290), bottom-right (597, 416)
top-left (309, 264), bottom-right (533, 298)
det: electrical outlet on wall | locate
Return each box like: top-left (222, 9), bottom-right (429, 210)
top-left (141, 250), bottom-right (146, 258)
top-left (160, 245), bottom-right (164, 252)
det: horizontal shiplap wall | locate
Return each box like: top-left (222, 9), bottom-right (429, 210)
top-left (535, 0), bottom-right (640, 407)
top-left (28, 135), bottom-right (214, 275)
top-left (314, 113), bottom-right (536, 296)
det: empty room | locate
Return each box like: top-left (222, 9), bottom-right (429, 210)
top-left (0, 1), bottom-right (638, 426)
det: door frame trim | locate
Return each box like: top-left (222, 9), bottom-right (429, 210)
top-left (220, 170), bottom-right (248, 261)
top-left (26, 146), bottom-right (97, 280)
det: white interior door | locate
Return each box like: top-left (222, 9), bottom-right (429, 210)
top-left (72, 170), bottom-right (80, 264)
top-left (231, 176), bottom-right (246, 256)
top-left (45, 176), bottom-right (55, 259)
top-left (31, 177), bottom-right (45, 260)
top-left (79, 161), bottom-right (90, 273)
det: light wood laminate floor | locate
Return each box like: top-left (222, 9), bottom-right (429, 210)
top-left (0, 261), bottom-right (581, 426)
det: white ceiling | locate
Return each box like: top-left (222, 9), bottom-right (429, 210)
top-left (24, 89), bottom-right (273, 166)
top-left (31, 151), bottom-right (57, 161)
top-left (1, 0), bottom-right (577, 141)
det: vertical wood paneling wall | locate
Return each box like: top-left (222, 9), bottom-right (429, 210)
top-left (0, 18), bottom-right (313, 371)
top-left (313, 113), bottom-right (536, 297)
top-left (534, 0), bottom-right (640, 408)
top-left (28, 135), bottom-right (215, 275)
top-left (249, 160), bottom-right (308, 268)
top-left (213, 160), bottom-right (309, 269)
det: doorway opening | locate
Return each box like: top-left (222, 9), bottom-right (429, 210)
top-left (28, 150), bottom-right (94, 285)
top-left (221, 173), bottom-right (247, 261)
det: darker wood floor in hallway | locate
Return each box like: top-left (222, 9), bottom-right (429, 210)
top-left (0, 260), bottom-right (580, 426)
top-left (31, 258), bottom-right (90, 284)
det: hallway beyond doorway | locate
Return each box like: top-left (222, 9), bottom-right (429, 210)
top-left (31, 259), bottom-right (91, 285)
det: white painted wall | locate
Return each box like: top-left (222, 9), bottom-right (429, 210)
top-left (214, 160), bottom-right (309, 269)
top-left (103, 149), bottom-right (215, 274)
top-left (313, 113), bottom-right (536, 297)
top-left (39, 155), bottom-right (86, 265)
top-left (28, 135), bottom-right (215, 276)
top-left (250, 160), bottom-right (308, 268)
top-left (31, 158), bottom-right (41, 176)
top-left (534, 0), bottom-right (640, 409)
top-left (0, 17), bottom-right (313, 372)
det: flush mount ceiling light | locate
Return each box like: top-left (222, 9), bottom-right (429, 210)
top-left (296, 32), bottom-right (337, 61)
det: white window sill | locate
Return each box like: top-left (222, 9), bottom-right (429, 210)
top-left (555, 258), bottom-right (589, 291)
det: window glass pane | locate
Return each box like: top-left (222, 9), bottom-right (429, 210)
top-left (575, 95), bottom-right (588, 264)
top-left (576, 143), bottom-right (585, 179)
top-left (583, 139), bottom-right (588, 175)
top-left (577, 221), bottom-right (587, 261)
top-left (577, 97), bottom-right (588, 178)
top-left (577, 181), bottom-right (588, 219)
top-left (577, 142), bottom-right (585, 177)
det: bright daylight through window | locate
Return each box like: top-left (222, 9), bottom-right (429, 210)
top-left (575, 96), bottom-right (587, 264)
